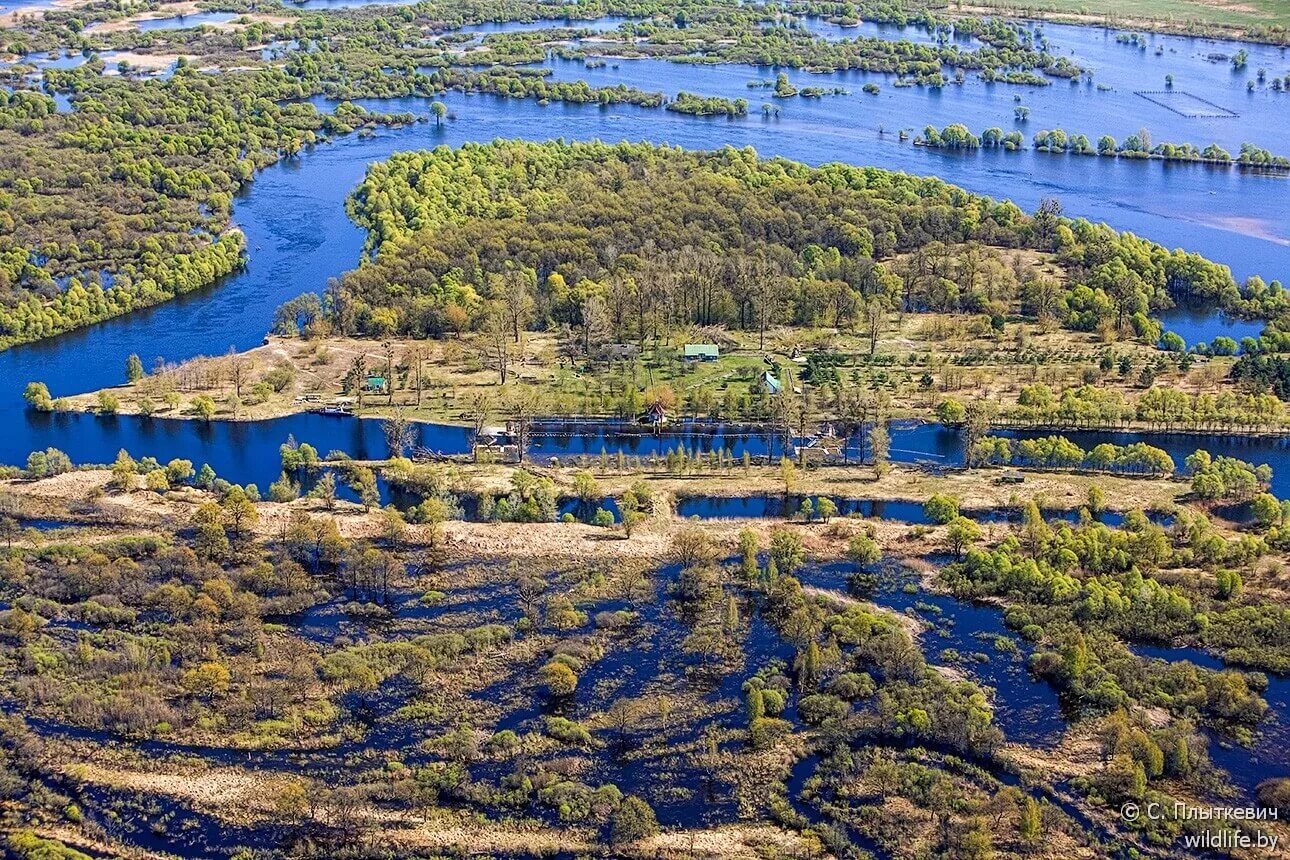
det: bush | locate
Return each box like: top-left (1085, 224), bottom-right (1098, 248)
top-left (610, 795), bottom-right (659, 844)
top-left (830, 672), bottom-right (875, 700)
top-left (924, 493), bottom-right (960, 524)
top-left (798, 693), bottom-right (849, 724)
top-left (8, 831), bottom-right (92, 860)
top-left (23, 382), bottom-right (54, 411)
top-left (26, 448), bottom-right (72, 478)
top-left (540, 660), bottom-right (578, 696)
top-left (97, 391), bottom-right (120, 414)
top-left (935, 398), bottom-right (966, 424)
top-left (749, 716), bottom-right (793, 750)
top-left (760, 687), bottom-right (786, 715)
top-left (544, 716), bottom-right (593, 746)
top-left (486, 729), bottom-right (521, 756)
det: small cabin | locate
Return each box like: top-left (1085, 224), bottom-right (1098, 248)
top-left (793, 439), bottom-right (828, 465)
top-left (762, 371), bottom-right (782, 395)
top-left (600, 343), bottom-right (640, 362)
top-left (645, 402), bottom-right (668, 426)
top-left (683, 344), bottom-right (720, 362)
top-left (363, 375), bottom-right (388, 394)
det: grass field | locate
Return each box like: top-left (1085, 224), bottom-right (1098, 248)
top-left (951, 0), bottom-right (1290, 38)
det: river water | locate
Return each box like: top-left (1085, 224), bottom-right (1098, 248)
top-left (0, 18), bottom-right (1285, 474)
top-left (3, 10), bottom-right (1288, 855)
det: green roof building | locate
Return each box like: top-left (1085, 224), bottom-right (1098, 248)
top-left (682, 344), bottom-right (720, 361)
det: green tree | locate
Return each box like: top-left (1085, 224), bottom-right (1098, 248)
top-left (110, 449), bottom-right (138, 492)
top-left (23, 382), bottom-right (53, 412)
top-left (126, 353), bottom-right (144, 383)
top-left (869, 422), bottom-right (891, 479)
top-left (769, 527), bottom-right (805, 576)
top-left (192, 395), bottom-right (216, 422)
top-left (610, 796), bottom-right (659, 845)
top-left (1018, 796), bottom-right (1042, 842)
top-left (944, 516), bottom-right (982, 558)
top-left (936, 398), bottom-right (966, 424)
top-left (924, 494), bottom-right (960, 524)
top-left (165, 459), bottom-right (195, 485)
top-left (1250, 493), bottom-right (1282, 530)
top-left (848, 532), bottom-right (880, 566)
top-left (738, 528), bottom-right (760, 582)
top-left (352, 467), bottom-right (380, 511)
top-left (1087, 484), bottom-right (1105, 514)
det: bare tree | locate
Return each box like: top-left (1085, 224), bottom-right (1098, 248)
top-left (752, 263), bottom-right (783, 351)
top-left (497, 269), bottom-right (535, 344)
top-left (348, 354), bottom-right (367, 408)
top-left (383, 406), bottom-right (418, 458)
top-left (405, 345), bottom-right (429, 406)
top-left (863, 296), bottom-right (887, 356)
top-left (580, 293), bottom-right (612, 358)
top-left (464, 390), bottom-right (494, 457)
top-left (506, 393), bottom-right (533, 465)
top-left (483, 304), bottom-right (510, 384)
top-left (383, 340), bottom-right (396, 404)
top-left (227, 348), bottom-right (252, 398)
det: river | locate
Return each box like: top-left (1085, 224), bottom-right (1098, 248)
top-left (4, 9), bottom-right (1289, 855)
top-left (0, 18), bottom-right (1285, 474)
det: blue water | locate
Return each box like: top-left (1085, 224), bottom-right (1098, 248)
top-left (674, 493), bottom-right (1149, 526)
top-left (556, 496), bottom-right (622, 522)
top-left (134, 12), bottom-right (238, 31)
top-left (528, 418), bottom-right (790, 461)
top-left (1157, 301), bottom-right (1266, 351)
top-left (530, 37), bottom-right (1289, 161)
top-left (1133, 643), bottom-right (1290, 798)
top-left (800, 559), bottom-right (1290, 795)
top-left (9, 411), bottom-right (468, 486)
top-left (22, 50), bottom-right (91, 70)
top-left (0, 20), bottom-right (1284, 490)
top-left (887, 420), bottom-right (1290, 498)
top-left (800, 561), bottom-right (1070, 745)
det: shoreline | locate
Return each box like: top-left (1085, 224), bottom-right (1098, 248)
top-left (36, 394), bottom-right (1290, 443)
top-left (3, 460), bottom-right (1188, 529)
top-left (951, 4), bottom-right (1290, 47)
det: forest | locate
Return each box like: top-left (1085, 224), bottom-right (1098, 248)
top-left (318, 140), bottom-right (1257, 354)
top-left (0, 64), bottom-right (416, 347)
top-left (0, 0), bottom-right (1105, 348)
top-left (2, 436), bottom-right (1290, 857)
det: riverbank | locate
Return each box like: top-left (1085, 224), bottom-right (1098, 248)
top-left (954, 0), bottom-right (1290, 45)
top-left (49, 310), bottom-right (1247, 433)
top-left (2, 450), bottom-right (1286, 858)
top-left (3, 457), bottom-right (1187, 515)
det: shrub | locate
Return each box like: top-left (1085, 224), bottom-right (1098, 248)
top-left (610, 795), bottom-right (659, 844)
top-left (924, 494), bottom-right (960, 524)
top-left (798, 693), bottom-right (849, 724)
top-left (544, 716), bottom-right (594, 746)
top-left (749, 716), bottom-right (793, 750)
top-left (540, 660), bottom-right (578, 696)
